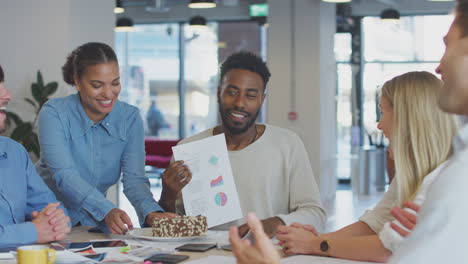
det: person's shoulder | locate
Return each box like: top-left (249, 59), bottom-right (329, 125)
top-left (264, 124), bottom-right (301, 141)
top-left (0, 136), bottom-right (17, 146)
top-left (116, 100), bottom-right (140, 118)
top-left (111, 100), bottom-right (141, 127)
top-left (45, 94), bottom-right (76, 107)
top-left (0, 136), bottom-right (26, 154)
top-left (178, 127), bottom-right (215, 145)
top-left (42, 94), bottom-right (78, 114)
top-left (117, 100), bottom-right (139, 113)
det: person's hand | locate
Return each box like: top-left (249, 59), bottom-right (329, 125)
top-left (277, 225), bottom-right (319, 256)
top-left (238, 217), bottom-right (284, 238)
top-left (238, 222), bottom-right (250, 238)
top-left (229, 213), bottom-right (281, 264)
top-left (145, 211), bottom-right (179, 226)
top-left (104, 208), bottom-right (133, 235)
top-left (32, 203), bottom-right (70, 243)
top-left (32, 205), bottom-right (70, 234)
top-left (160, 161), bottom-right (192, 212)
top-left (289, 222), bottom-right (318, 236)
top-left (162, 161), bottom-right (192, 197)
top-left (390, 201), bottom-right (420, 237)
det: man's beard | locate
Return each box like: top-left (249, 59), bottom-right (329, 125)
top-left (0, 125), bottom-right (6, 134)
top-left (219, 104), bottom-right (260, 135)
top-left (0, 118), bottom-right (8, 134)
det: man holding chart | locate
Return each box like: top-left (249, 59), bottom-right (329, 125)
top-left (159, 52), bottom-right (326, 237)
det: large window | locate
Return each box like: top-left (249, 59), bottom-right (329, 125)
top-left (362, 15), bottom-right (453, 136)
top-left (335, 33), bottom-right (353, 180)
top-left (335, 14), bottom-right (453, 182)
top-left (116, 24), bottom-right (181, 139)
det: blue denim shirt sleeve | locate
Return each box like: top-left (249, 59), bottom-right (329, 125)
top-left (38, 104), bottom-right (115, 222)
top-left (0, 222), bottom-right (37, 248)
top-left (23, 145), bottom-right (68, 219)
top-left (0, 137), bottom-right (66, 248)
top-left (121, 114), bottom-right (164, 227)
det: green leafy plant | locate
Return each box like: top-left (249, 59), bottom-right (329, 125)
top-left (5, 71), bottom-right (58, 158)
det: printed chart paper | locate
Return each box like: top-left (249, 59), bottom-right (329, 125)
top-left (172, 134), bottom-right (243, 228)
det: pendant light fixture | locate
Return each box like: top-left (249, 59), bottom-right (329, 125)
top-left (188, 0), bottom-right (216, 9)
top-left (114, 0), bottom-right (125, 14)
top-left (380, 9), bottom-right (400, 21)
top-left (322, 0), bottom-right (352, 3)
top-left (189, 15), bottom-right (207, 28)
top-left (115, 17), bottom-right (134, 32)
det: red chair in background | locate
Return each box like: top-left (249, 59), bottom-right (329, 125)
top-left (144, 138), bottom-right (179, 186)
top-left (144, 138), bottom-right (179, 169)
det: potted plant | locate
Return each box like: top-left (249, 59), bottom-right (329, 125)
top-left (5, 71), bottom-right (58, 158)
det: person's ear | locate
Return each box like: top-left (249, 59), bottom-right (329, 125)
top-left (74, 75), bottom-right (81, 92)
top-left (261, 88), bottom-right (267, 104)
top-left (460, 36), bottom-right (468, 54)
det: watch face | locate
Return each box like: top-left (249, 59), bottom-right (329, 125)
top-left (320, 240), bottom-right (329, 252)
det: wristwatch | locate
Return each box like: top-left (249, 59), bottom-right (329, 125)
top-left (320, 239), bottom-right (330, 256)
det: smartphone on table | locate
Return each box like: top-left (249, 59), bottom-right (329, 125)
top-left (144, 254), bottom-right (189, 264)
top-left (175, 243), bottom-right (216, 252)
top-left (67, 240), bottom-right (127, 249)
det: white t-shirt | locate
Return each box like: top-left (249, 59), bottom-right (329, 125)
top-left (389, 123), bottom-right (468, 263)
top-left (379, 162), bottom-right (447, 252)
top-left (175, 124), bottom-right (326, 231)
top-left (360, 161), bottom-right (447, 252)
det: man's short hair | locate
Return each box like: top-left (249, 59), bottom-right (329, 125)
top-left (456, 0), bottom-right (468, 36)
top-left (0, 65), bottom-right (4, 83)
top-left (220, 51), bottom-right (271, 91)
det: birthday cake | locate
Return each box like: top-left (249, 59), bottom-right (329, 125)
top-left (152, 216), bottom-right (208, 237)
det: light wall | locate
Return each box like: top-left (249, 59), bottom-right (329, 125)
top-left (267, 0), bottom-right (338, 205)
top-left (0, 0), bottom-right (116, 201)
top-left (0, 0), bottom-right (115, 122)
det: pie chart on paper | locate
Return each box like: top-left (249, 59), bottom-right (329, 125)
top-left (214, 192), bottom-right (228, 206)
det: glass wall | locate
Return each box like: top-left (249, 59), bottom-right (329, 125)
top-left (362, 15), bottom-right (453, 137)
top-left (183, 23), bottom-right (219, 137)
top-left (335, 33), bottom-right (353, 180)
top-left (116, 24), bottom-right (180, 139)
top-left (335, 14), bottom-right (453, 182)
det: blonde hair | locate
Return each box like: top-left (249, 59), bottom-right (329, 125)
top-left (381, 71), bottom-right (459, 204)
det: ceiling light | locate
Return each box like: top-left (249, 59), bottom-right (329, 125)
top-left (322, 0), bottom-right (352, 3)
top-left (114, 0), bottom-right (125, 14)
top-left (188, 0), bottom-right (216, 9)
top-left (380, 9), bottom-right (400, 21)
top-left (189, 15), bottom-right (207, 28)
top-left (115, 18), bottom-right (134, 32)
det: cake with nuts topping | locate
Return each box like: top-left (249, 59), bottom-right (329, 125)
top-left (152, 216), bottom-right (208, 237)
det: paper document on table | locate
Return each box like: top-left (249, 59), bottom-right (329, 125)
top-left (281, 255), bottom-right (375, 264)
top-left (185, 256), bottom-right (236, 264)
top-left (173, 134), bottom-right (243, 228)
top-left (55, 250), bottom-right (98, 264)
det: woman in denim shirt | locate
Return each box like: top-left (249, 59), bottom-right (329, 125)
top-left (36, 42), bottom-right (177, 234)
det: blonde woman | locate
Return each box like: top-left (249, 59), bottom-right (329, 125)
top-left (230, 71), bottom-right (459, 263)
top-left (277, 71), bottom-right (458, 262)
